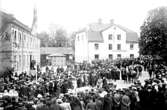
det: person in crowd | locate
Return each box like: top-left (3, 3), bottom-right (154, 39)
top-left (0, 56), bottom-right (167, 110)
top-left (86, 97), bottom-right (97, 110)
top-left (121, 92), bottom-right (131, 110)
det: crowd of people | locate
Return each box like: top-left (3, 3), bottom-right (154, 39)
top-left (0, 56), bottom-right (167, 110)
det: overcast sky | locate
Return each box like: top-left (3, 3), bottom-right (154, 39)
top-left (0, 0), bottom-right (167, 34)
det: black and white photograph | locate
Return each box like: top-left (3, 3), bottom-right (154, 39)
top-left (0, 0), bottom-right (167, 110)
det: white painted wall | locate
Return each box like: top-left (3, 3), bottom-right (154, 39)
top-left (125, 43), bottom-right (139, 58)
top-left (101, 26), bottom-right (127, 59)
top-left (75, 26), bottom-right (139, 63)
top-left (75, 32), bottom-right (88, 63)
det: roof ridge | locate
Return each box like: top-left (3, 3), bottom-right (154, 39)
top-left (0, 10), bottom-right (31, 33)
top-left (114, 24), bottom-right (137, 33)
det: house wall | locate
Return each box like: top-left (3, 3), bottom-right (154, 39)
top-left (75, 25), bottom-right (139, 63)
top-left (101, 26), bottom-right (127, 59)
top-left (0, 23), bottom-right (40, 74)
top-left (75, 32), bottom-right (88, 63)
top-left (125, 43), bottom-right (139, 58)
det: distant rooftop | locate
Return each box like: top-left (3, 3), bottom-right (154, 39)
top-left (76, 19), bottom-right (138, 43)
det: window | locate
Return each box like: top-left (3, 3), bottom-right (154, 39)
top-left (117, 44), bottom-right (121, 50)
top-left (130, 54), bottom-right (134, 58)
top-left (117, 54), bottom-right (121, 58)
top-left (108, 34), bottom-right (112, 40)
top-left (13, 55), bottom-right (17, 62)
top-left (94, 54), bottom-right (99, 60)
top-left (19, 32), bottom-right (21, 42)
top-left (130, 44), bottom-right (134, 50)
top-left (117, 34), bottom-right (121, 40)
top-left (14, 31), bottom-right (17, 41)
top-left (109, 44), bottom-right (112, 50)
top-left (94, 43), bottom-right (99, 50)
top-left (109, 54), bottom-right (113, 60)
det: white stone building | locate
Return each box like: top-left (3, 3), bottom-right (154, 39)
top-left (75, 20), bottom-right (139, 63)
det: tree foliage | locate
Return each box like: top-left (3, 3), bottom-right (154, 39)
top-left (37, 27), bottom-right (71, 47)
top-left (37, 32), bottom-right (52, 47)
top-left (139, 6), bottom-right (167, 60)
top-left (53, 28), bottom-right (69, 47)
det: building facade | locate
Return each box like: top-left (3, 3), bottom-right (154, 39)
top-left (0, 11), bottom-right (40, 74)
top-left (47, 53), bottom-right (66, 67)
top-left (75, 20), bottom-right (139, 63)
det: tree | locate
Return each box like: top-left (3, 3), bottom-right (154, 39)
top-left (37, 32), bottom-right (50, 47)
top-left (54, 28), bottom-right (68, 47)
top-left (37, 31), bottom-right (56, 47)
top-left (139, 6), bottom-right (167, 60)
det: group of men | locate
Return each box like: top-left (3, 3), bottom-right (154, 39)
top-left (0, 56), bottom-right (167, 110)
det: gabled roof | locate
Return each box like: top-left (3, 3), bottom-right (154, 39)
top-left (0, 11), bottom-right (31, 36)
top-left (89, 23), bottom-right (111, 31)
top-left (87, 30), bottom-right (103, 42)
top-left (114, 24), bottom-right (138, 43)
top-left (76, 22), bottom-right (138, 43)
top-left (40, 47), bottom-right (74, 55)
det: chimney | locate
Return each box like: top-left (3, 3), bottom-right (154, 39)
top-left (110, 19), bottom-right (114, 24)
top-left (98, 18), bottom-right (102, 24)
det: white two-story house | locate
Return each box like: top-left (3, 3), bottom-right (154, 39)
top-left (75, 20), bottom-right (139, 63)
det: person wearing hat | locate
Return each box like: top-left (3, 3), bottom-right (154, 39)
top-left (86, 97), bottom-right (96, 110)
top-left (49, 98), bottom-right (62, 110)
top-left (70, 97), bottom-right (82, 110)
top-left (103, 93), bottom-right (113, 110)
top-left (113, 92), bottom-right (121, 110)
top-left (121, 92), bottom-right (131, 110)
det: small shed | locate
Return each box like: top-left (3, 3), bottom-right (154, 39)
top-left (47, 53), bottom-right (66, 66)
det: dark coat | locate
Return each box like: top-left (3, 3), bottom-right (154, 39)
top-left (49, 103), bottom-right (62, 110)
top-left (121, 95), bottom-right (131, 110)
top-left (103, 95), bottom-right (113, 110)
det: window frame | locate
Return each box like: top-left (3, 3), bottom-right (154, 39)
top-left (94, 54), bottom-right (99, 60)
top-left (130, 44), bottom-right (134, 50)
top-left (117, 34), bottom-right (121, 40)
top-left (109, 44), bottom-right (112, 50)
top-left (117, 44), bottom-right (121, 50)
top-left (130, 54), bottom-right (134, 58)
top-left (117, 54), bottom-right (121, 59)
top-left (108, 34), bottom-right (112, 40)
top-left (94, 43), bottom-right (99, 50)
top-left (108, 54), bottom-right (113, 60)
